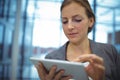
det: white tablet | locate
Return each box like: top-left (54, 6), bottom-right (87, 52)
top-left (30, 57), bottom-right (89, 80)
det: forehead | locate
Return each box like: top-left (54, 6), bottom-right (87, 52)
top-left (61, 2), bottom-right (86, 18)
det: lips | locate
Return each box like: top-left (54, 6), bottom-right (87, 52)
top-left (68, 32), bottom-right (78, 37)
top-left (68, 32), bottom-right (78, 35)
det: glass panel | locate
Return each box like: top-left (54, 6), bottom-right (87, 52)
top-left (116, 9), bottom-right (120, 27)
top-left (96, 7), bottom-right (113, 24)
top-left (0, 24), bottom-right (3, 61)
top-left (0, 25), bottom-right (3, 43)
top-left (97, 0), bottom-right (120, 7)
top-left (32, 1), bottom-right (62, 48)
top-left (95, 24), bottom-right (113, 43)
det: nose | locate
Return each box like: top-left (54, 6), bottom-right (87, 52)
top-left (68, 19), bottom-right (74, 29)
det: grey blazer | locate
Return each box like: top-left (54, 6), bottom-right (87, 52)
top-left (45, 40), bottom-right (120, 80)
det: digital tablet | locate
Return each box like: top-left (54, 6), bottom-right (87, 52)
top-left (30, 57), bottom-right (89, 80)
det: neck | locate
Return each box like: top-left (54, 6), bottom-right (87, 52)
top-left (68, 38), bottom-right (91, 54)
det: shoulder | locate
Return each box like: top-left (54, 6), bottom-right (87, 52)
top-left (90, 40), bottom-right (117, 52)
top-left (90, 40), bottom-right (119, 62)
top-left (45, 42), bottom-right (69, 60)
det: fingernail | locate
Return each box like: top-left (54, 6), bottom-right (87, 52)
top-left (52, 65), bottom-right (57, 68)
top-left (35, 64), bottom-right (38, 68)
top-left (60, 70), bottom-right (65, 74)
top-left (35, 62), bottom-right (41, 68)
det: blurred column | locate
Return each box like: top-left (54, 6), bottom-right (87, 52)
top-left (11, 0), bottom-right (22, 80)
top-left (93, 0), bottom-right (97, 41)
top-left (112, 9), bottom-right (116, 45)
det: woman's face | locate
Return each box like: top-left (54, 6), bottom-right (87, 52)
top-left (61, 2), bottom-right (94, 44)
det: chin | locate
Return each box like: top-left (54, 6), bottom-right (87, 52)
top-left (69, 39), bottom-right (78, 43)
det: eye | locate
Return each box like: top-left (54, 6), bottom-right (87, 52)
top-left (73, 18), bottom-right (82, 22)
top-left (72, 16), bottom-right (82, 23)
top-left (74, 19), bottom-right (82, 22)
top-left (62, 21), bottom-right (68, 24)
top-left (62, 20), bottom-right (68, 24)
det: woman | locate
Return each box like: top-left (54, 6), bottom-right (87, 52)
top-left (35, 0), bottom-right (120, 80)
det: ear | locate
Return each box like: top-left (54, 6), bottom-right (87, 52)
top-left (89, 17), bottom-right (94, 28)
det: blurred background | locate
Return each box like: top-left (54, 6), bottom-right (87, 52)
top-left (0, 0), bottom-right (120, 80)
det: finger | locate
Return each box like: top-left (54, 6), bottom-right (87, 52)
top-left (75, 54), bottom-right (104, 65)
top-left (47, 65), bottom-right (57, 79)
top-left (73, 54), bottom-right (93, 63)
top-left (85, 62), bottom-right (105, 79)
top-left (92, 64), bottom-right (105, 80)
top-left (93, 63), bottom-right (105, 73)
top-left (61, 75), bottom-right (73, 80)
top-left (85, 61), bottom-right (105, 72)
top-left (54, 69), bottom-right (65, 80)
top-left (95, 63), bottom-right (105, 69)
top-left (88, 54), bottom-right (104, 65)
top-left (35, 62), bottom-right (47, 80)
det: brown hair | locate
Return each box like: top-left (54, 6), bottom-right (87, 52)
top-left (60, 0), bottom-right (95, 33)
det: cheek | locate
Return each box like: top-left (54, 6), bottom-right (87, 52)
top-left (62, 25), bottom-right (65, 30)
top-left (77, 23), bottom-right (88, 33)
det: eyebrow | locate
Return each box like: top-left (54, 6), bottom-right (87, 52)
top-left (72, 14), bottom-right (81, 18)
top-left (61, 14), bottom-right (82, 19)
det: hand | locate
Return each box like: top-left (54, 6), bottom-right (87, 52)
top-left (73, 54), bottom-right (105, 80)
top-left (35, 62), bottom-right (72, 80)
